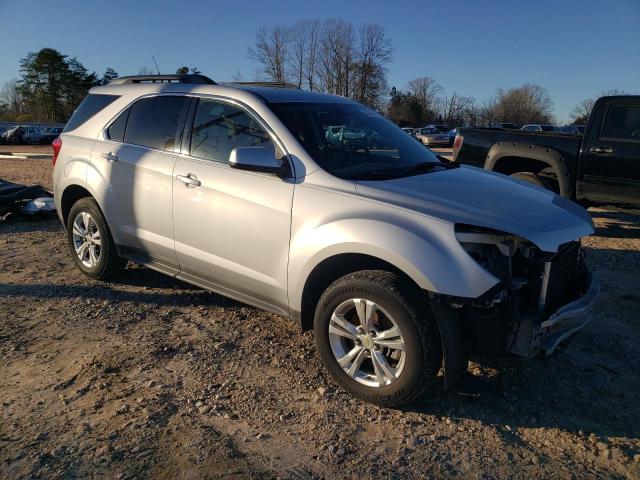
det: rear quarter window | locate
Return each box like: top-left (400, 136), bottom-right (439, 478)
top-left (63, 94), bottom-right (120, 132)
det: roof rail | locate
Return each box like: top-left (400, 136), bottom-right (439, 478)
top-left (228, 81), bottom-right (301, 90)
top-left (108, 74), bottom-right (216, 86)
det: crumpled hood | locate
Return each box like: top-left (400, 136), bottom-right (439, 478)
top-left (354, 165), bottom-right (594, 252)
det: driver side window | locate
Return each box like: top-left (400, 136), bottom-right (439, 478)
top-left (189, 98), bottom-right (274, 164)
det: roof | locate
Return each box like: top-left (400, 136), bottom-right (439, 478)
top-left (92, 75), bottom-right (354, 105)
top-left (231, 85), bottom-right (353, 104)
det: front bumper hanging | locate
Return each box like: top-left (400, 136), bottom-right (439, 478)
top-left (509, 272), bottom-right (600, 357)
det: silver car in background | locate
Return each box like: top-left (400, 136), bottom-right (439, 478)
top-left (53, 74), bottom-right (598, 406)
top-left (416, 127), bottom-right (450, 146)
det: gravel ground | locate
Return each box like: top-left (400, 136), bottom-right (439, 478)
top-left (1, 156), bottom-right (639, 479)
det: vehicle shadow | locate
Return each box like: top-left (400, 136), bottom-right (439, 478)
top-left (588, 206), bottom-right (640, 239)
top-left (0, 271), bottom-right (242, 311)
top-left (402, 345), bottom-right (640, 441)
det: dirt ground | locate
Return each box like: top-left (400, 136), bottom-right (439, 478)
top-left (1, 154), bottom-right (639, 479)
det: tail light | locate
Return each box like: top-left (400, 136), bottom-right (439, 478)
top-left (52, 137), bottom-right (62, 166)
top-left (452, 134), bottom-right (463, 161)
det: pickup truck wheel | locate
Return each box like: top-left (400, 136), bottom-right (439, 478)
top-left (66, 198), bottom-right (126, 280)
top-left (314, 270), bottom-right (441, 407)
top-left (510, 171), bottom-right (553, 191)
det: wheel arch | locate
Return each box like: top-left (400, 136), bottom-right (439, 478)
top-left (485, 142), bottom-right (573, 197)
top-left (60, 184), bottom-right (94, 225)
top-left (297, 253), bottom-right (419, 332)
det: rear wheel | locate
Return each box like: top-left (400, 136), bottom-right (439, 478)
top-left (314, 270), bottom-right (441, 407)
top-left (66, 197), bottom-right (126, 279)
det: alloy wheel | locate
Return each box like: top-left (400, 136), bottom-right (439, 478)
top-left (71, 212), bottom-right (101, 268)
top-left (328, 298), bottom-right (406, 387)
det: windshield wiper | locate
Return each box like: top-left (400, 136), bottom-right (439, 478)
top-left (342, 162), bottom-right (447, 181)
top-left (343, 170), bottom-right (406, 180)
top-left (400, 161), bottom-right (443, 175)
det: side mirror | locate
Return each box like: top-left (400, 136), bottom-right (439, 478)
top-left (229, 146), bottom-right (284, 174)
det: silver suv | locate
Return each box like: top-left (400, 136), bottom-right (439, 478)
top-left (53, 74), bottom-right (599, 406)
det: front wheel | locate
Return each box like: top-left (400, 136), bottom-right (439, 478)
top-left (314, 270), bottom-right (442, 407)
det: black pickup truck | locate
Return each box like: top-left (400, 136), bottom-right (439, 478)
top-left (452, 96), bottom-right (640, 206)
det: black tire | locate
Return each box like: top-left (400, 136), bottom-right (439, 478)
top-left (314, 270), bottom-right (442, 407)
top-left (510, 171), bottom-right (553, 191)
top-left (66, 197), bottom-right (126, 280)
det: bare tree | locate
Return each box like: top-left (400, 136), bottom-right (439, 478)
top-left (247, 19), bottom-right (392, 106)
top-left (487, 84), bottom-right (554, 125)
top-left (305, 19), bottom-right (322, 91)
top-left (0, 80), bottom-right (25, 118)
top-left (407, 77), bottom-right (442, 121)
top-left (137, 67), bottom-right (156, 75)
top-left (570, 89), bottom-right (627, 124)
top-left (247, 25), bottom-right (289, 83)
top-left (289, 21), bottom-right (308, 88)
top-left (319, 19), bottom-right (355, 97)
top-left (570, 98), bottom-right (595, 125)
top-left (440, 93), bottom-right (476, 126)
top-left (354, 23), bottom-right (392, 106)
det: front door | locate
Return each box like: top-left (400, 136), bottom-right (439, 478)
top-left (172, 97), bottom-right (294, 314)
top-left (580, 100), bottom-right (640, 205)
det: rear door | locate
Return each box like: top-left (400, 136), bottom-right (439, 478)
top-left (92, 95), bottom-right (189, 272)
top-left (171, 96), bottom-right (294, 314)
top-left (580, 99), bottom-right (640, 205)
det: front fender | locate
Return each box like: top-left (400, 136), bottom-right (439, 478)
top-left (288, 217), bottom-right (499, 313)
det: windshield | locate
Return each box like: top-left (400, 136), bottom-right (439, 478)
top-left (270, 102), bottom-right (446, 180)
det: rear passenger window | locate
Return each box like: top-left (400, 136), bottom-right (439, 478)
top-left (124, 96), bottom-right (188, 151)
top-left (64, 94), bottom-right (120, 132)
top-left (107, 108), bottom-right (129, 142)
top-left (190, 98), bottom-right (273, 164)
top-left (601, 104), bottom-right (640, 141)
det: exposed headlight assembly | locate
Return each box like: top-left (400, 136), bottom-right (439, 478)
top-left (454, 224), bottom-right (536, 284)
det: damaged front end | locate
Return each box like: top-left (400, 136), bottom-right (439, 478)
top-left (447, 224), bottom-right (599, 358)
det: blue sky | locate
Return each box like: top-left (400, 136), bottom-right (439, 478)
top-left (1, 0), bottom-right (638, 122)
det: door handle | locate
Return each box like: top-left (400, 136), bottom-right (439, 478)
top-left (176, 173), bottom-right (201, 187)
top-left (589, 146), bottom-right (615, 156)
top-left (101, 152), bottom-right (118, 162)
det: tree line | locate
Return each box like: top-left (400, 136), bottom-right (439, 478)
top-left (247, 20), bottom-right (622, 127)
top-left (1, 40), bottom-right (623, 127)
top-left (0, 48), bottom-right (119, 123)
top-left (376, 80), bottom-right (556, 127)
top-left (0, 48), bottom-right (210, 123)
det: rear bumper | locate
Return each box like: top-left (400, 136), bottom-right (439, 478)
top-left (509, 272), bottom-right (599, 357)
